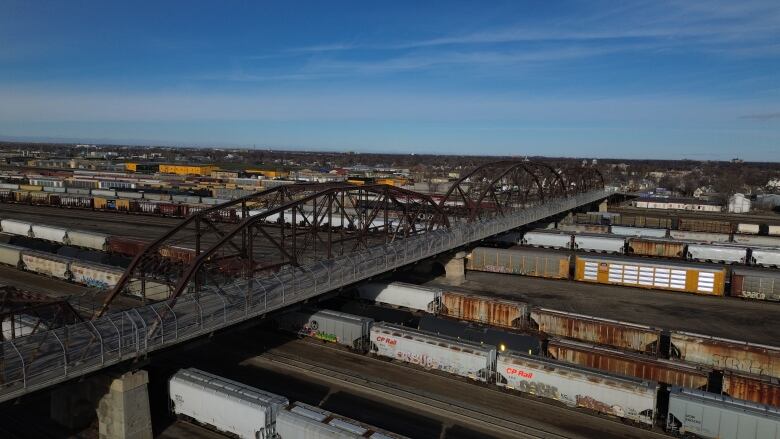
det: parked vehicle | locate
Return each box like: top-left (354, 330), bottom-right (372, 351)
top-left (574, 254), bottom-right (727, 296)
top-left (275, 308), bottom-right (373, 351)
top-left (276, 402), bottom-right (409, 439)
top-left (355, 282), bottom-right (441, 312)
top-left (666, 386), bottom-right (780, 439)
top-left (466, 247), bottom-right (570, 279)
top-left (169, 368), bottom-right (289, 439)
top-left (572, 233), bottom-right (625, 254)
top-left (371, 322), bottom-right (497, 382)
top-left (496, 350), bottom-right (657, 426)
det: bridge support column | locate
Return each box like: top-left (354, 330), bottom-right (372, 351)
top-left (97, 370), bottom-right (153, 439)
top-left (50, 370), bottom-right (153, 439)
top-left (598, 199), bottom-right (608, 212)
top-left (441, 251), bottom-right (467, 285)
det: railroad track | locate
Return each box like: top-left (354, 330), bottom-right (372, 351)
top-left (611, 206), bottom-right (780, 224)
top-left (0, 202), bottom-right (182, 228)
top-left (289, 338), bottom-right (673, 439)
top-left (257, 350), bottom-right (565, 439)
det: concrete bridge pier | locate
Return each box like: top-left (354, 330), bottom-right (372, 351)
top-left (439, 251), bottom-right (467, 285)
top-left (51, 370), bottom-right (153, 439)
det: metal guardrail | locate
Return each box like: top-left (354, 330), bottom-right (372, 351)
top-left (0, 189), bottom-right (612, 402)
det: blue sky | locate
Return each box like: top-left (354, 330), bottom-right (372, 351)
top-left (1, 1), bottom-right (778, 160)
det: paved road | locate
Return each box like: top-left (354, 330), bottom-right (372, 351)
top-left (419, 271), bottom-right (780, 345)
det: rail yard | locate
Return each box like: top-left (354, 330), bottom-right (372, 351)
top-left (1, 160), bottom-right (780, 439)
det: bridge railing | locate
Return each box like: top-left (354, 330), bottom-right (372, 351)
top-left (0, 189), bottom-right (612, 402)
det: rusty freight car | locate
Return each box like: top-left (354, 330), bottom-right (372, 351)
top-left (466, 247), bottom-right (570, 279)
top-left (547, 338), bottom-right (710, 390)
top-left (439, 290), bottom-right (527, 329)
top-left (671, 332), bottom-right (780, 379)
top-left (722, 371), bottom-right (780, 407)
top-left (627, 237), bottom-right (686, 259)
top-left (529, 308), bottom-right (662, 355)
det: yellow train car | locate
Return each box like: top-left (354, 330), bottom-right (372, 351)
top-left (574, 255), bottom-right (726, 296)
top-left (19, 184), bottom-right (43, 192)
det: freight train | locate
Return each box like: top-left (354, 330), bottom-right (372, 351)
top-left (169, 367), bottom-right (409, 439)
top-left (468, 246), bottom-right (780, 301)
top-left (575, 210), bottom-right (780, 237)
top-left (351, 282), bottom-right (780, 408)
top-left (266, 303), bottom-right (780, 437)
top-left (0, 242), bottom-right (169, 300)
top-left (520, 229), bottom-right (780, 267)
top-left (0, 187), bottom-right (239, 219)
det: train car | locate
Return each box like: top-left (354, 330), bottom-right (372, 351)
top-left (770, 225), bottom-right (780, 236)
top-left (67, 230), bottom-right (109, 251)
top-left (0, 219), bottom-right (33, 237)
top-left (686, 243), bottom-right (748, 264)
top-left (275, 309), bottom-right (373, 351)
top-left (31, 224), bottom-right (68, 244)
top-left (276, 402), bottom-right (409, 439)
top-left (59, 195), bottom-right (92, 208)
top-left (666, 387), bottom-right (780, 439)
top-left (734, 235), bottom-right (780, 247)
top-left (751, 248), bottom-right (780, 268)
top-left (21, 250), bottom-right (71, 280)
top-left (169, 368), bottom-right (289, 439)
top-left (418, 315), bottom-right (540, 354)
top-left (627, 237), bottom-right (685, 259)
top-left (737, 223), bottom-right (761, 235)
top-left (731, 268), bottom-right (780, 302)
top-left (678, 218), bottom-right (733, 234)
top-left (547, 338), bottom-right (711, 390)
top-left (610, 226), bottom-right (667, 238)
top-left (496, 350), bottom-right (657, 426)
top-left (521, 230), bottom-right (572, 249)
top-left (573, 254), bottom-right (727, 296)
top-left (530, 308), bottom-right (662, 354)
top-left (355, 282), bottom-right (441, 313)
top-left (723, 371), bottom-right (780, 407)
top-left (557, 223), bottom-right (610, 234)
top-left (107, 236), bottom-right (149, 256)
top-left (137, 200), bottom-right (160, 214)
top-left (668, 230), bottom-right (731, 243)
top-left (69, 261), bottom-right (123, 290)
top-left (116, 190), bottom-right (143, 199)
top-left (370, 322), bottom-right (496, 382)
top-left (572, 233), bottom-right (625, 254)
top-left (466, 247), bottom-right (570, 279)
top-left (92, 189), bottom-right (117, 198)
top-left (0, 243), bottom-right (24, 267)
top-left (439, 290), bottom-right (527, 329)
top-left (671, 332), bottom-right (780, 379)
top-left (29, 191), bottom-right (51, 204)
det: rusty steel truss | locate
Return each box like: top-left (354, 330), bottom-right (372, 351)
top-left (96, 160), bottom-right (602, 317)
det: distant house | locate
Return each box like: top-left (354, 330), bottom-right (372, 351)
top-left (631, 196), bottom-right (722, 212)
top-left (768, 178), bottom-right (780, 189)
top-left (728, 193), bottom-right (751, 213)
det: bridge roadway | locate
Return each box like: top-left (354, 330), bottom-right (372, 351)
top-left (0, 189), bottom-right (611, 403)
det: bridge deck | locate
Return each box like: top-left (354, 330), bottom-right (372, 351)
top-left (0, 190), bottom-right (610, 403)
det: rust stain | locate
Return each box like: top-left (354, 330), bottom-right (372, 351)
top-left (441, 291), bottom-right (525, 329)
top-left (723, 373), bottom-right (780, 407)
top-left (532, 309), bottom-right (659, 354)
top-left (672, 333), bottom-right (780, 379)
top-left (628, 238), bottom-right (685, 258)
top-left (548, 340), bottom-right (709, 389)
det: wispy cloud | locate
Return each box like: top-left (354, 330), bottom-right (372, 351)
top-left (740, 112), bottom-right (780, 120)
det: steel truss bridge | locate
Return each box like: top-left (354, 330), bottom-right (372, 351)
top-left (0, 160), bottom-right (611, 403)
